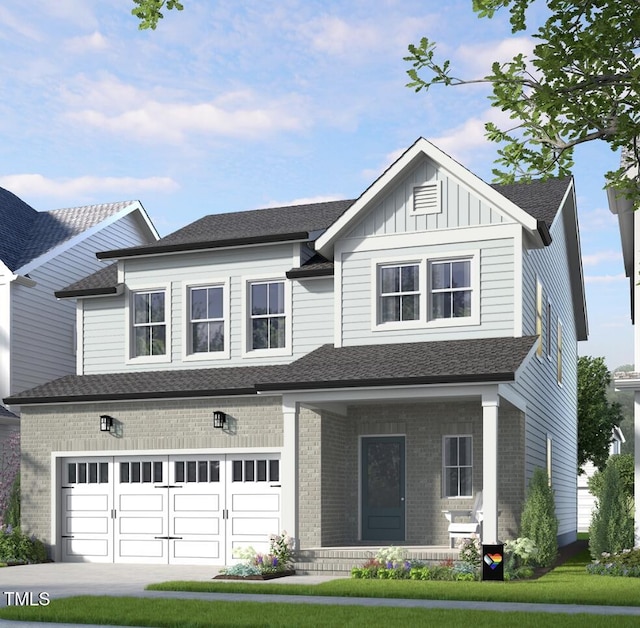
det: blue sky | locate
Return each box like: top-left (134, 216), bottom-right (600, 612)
top-left (0, 0), bottom-right (630, 368)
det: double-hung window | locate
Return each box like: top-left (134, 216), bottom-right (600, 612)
top-left (132, 290), bottom-right (166, 357)
top-left (430, 259), bottom-right (472, 320)
top-left (443, 435), bottom-right (472, 497)
top-left (190, 286), bottom-right (224, 353)
top-left (379, 263), bottom-right (420, 323)
top-left (250, 280), bottom-right (286, 350)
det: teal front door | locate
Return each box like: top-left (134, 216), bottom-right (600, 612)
top-left (361, 436), bottom-right (405, 541)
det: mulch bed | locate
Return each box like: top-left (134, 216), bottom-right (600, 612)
top-left (213, 570), bottom-right (296, 581)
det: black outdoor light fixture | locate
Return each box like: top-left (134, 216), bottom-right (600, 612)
top-left (100, 414), bottom-right (114, 433)
top-left (213, 410), bottom-right (227, 429)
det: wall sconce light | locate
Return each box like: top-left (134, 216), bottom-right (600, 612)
top-left (213, 411), bottom-right (227, 429)
top-left (100, 414), bottom-right (114, 433)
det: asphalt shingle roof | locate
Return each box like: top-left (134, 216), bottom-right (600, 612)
top-left (55, 263), bottom-right (119, 298)
top-left (4, 337), bottom-right (536, 404)
top-left (98, 200), bottom-right (355, 259)
top-left (258, 336), bottom-right (538, 390)
top-left (492, 178), bottom-right (570, 228)
top-left (0, 187), bottom-right (38, 271)
top-left (0, 193), bottom-right (138, 272)
top-left (0, 405), bottom-right (18, 419)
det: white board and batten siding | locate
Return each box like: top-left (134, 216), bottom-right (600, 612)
top-left (345, 156), bottom-right (510, 239)
top-left (10, 212), bottom-right (152, 396)
top-left (509, 202), bottom-right (579, 543)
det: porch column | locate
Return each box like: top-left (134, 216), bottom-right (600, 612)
top-left (281, 395), bottom-right (299, 545)
top-left (482, 391), bottom-right (500, 544)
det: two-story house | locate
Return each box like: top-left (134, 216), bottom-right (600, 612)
top-left (0, 188), bottom-right (159, 433)
top-left (5, 138), bottom-right (586, 566)
top-left (608, 159), bottom-right (640, 545)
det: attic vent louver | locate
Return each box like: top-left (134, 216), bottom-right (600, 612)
top-left (412, 181), bottom-right (442, 215)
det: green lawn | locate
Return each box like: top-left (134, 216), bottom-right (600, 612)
top-left (2, 545), bottom-right (638, 626)
top-left (0, 596), bottom-right (638, 627)
top-left (147, 548), bottom-right (640, 608)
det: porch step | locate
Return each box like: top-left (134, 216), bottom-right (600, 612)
top-left (293, 546), bottom-right (460, 576)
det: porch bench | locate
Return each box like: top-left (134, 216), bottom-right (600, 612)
top-left (442, 491), bottom-right (483, 548)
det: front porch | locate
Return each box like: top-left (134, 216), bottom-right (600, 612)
top-left (294, 545), bottom-right (460, 576)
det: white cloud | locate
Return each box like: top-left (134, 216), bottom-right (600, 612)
top-left (65, 31), bottom-right (108, 53)
top-left (584, 273), bottom-right (626, 284)
top-left (456, 37), bottom-right (535, 78)
top-left (63, 78), bottom-right (308, 143)
top-left (0, 6), bottom-right (42, 41)
top-left (0, 174), bottom-right (179, 200)
top-left (303, 13), bottom-right (437, 60)
top-left (268, 194), bottom-right (345, 208)
top-left (582, 250), bottom-right (623, 266)
top-left (579, 207), bottom-right (619, 232)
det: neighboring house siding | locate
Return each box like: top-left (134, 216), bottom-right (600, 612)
top-left (345, 157), bottom-right (509, 239)
top-left (340, 238), bottom-right (515, 346)
top-left (511, 203), bottom-right (578, 544)
top-left (11, 214), bottom-right (150, 395)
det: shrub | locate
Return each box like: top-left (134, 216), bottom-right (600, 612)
top-left (589, 461), bottom-right (634, 559)
top-left (222, 531), bottom-right (295, 576)
top-left (0, 433), bottom-right (19, 527)
top-left (588, 454), bottom-right (634, 502)
top-left (504, 537), bottom-right (538, 580)
top-left (587, 548), bottom-right (640, 577)
top-left (5, 474), bottom-right (20, 528)
top-left (457, 535), bottom-right (481, 570)
top-left (519, 468), bottom-right (558, 567)
top-left (0, 525), bottom-right (46, 564)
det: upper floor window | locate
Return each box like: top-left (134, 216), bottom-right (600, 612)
top-left (190, 286), bottom-right (224, 353)
top-left (379, 263), bottom-right (420, 323)
top-left (250, 280), bottom-right (286, 350)
top-left (443, 435), bottom-right (472, 497)
top-left (132, 290), bottom-right (166, 357)
top-left (430, 259), bottom-right (472, 320)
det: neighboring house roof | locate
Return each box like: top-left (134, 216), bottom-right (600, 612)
top-left (0, 192), bottom-right (158, 274)
top-left (0, 186), bottom-right (39, 272)
top-left (96, 200), bottom-right (355, 260)
top-left (4, 336), bottom-right (536, 404)
top-left (0, 404), bottom-right (18, 419)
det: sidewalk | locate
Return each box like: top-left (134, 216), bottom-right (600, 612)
top-left (2, 561), bottom-right (640, 627)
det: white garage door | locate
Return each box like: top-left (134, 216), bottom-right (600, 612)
top-left (60, 453), bottom-right (280, 565)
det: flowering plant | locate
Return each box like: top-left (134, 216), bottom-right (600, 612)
top-left (587, 548), bottom-right (640, 577)
top-left (222, 531), bottom-right (295, 576)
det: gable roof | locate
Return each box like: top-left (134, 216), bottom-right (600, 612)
top-left (315, 138), bottom-right (555, 256)
top-left (0, 192), bottom-right (158, 274)
top-left (4, 336), bottom-right (536, 404)
top-left (0, 404), bottom-right (18, 419)
top-left (97, 200), bottom-right (354, 260)
top-left (0, 187), bottom-right (39, 272)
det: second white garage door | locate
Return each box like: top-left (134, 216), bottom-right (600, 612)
top-left (60, 453), bottom-right (281, 565)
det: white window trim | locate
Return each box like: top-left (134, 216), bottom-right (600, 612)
top-left (125, 284), bottom-right (172, 365)
top-left (546, 299), bottom-right (553, 360)
top-left (426, 250), bottom-right (480, 328)
top-left (182, 278), bottom-right (231, 362)
top-left (535, 278), bottom-right (543, 359)
top-left (546, 434), bottom-right (553, 486)
top-left (370, 256), bottom-right (426, 331)
top-left (370, 249), bottom-right (480, 331)
top-left (557, 318), bottom-right (563, 386)
top-left (442, 434), bottom-right (473, 499)
top-left (241, 273), bottom-right (292, 358)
